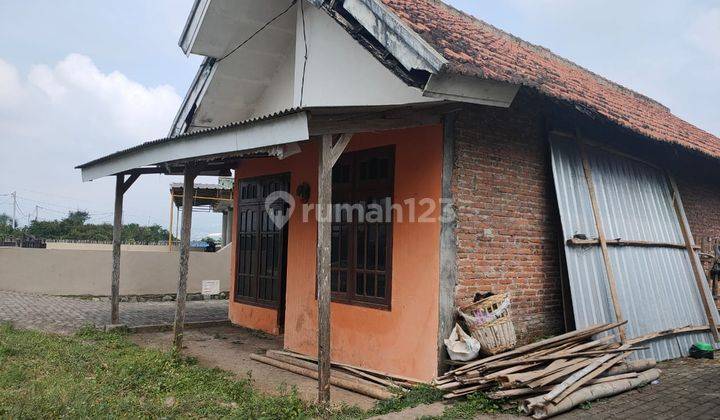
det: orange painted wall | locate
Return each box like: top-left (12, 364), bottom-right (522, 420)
top-left (230, 124), bottom-right (443, 381)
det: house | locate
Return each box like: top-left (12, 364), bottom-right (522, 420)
top-left (77, 0), bottom-right (720, 390)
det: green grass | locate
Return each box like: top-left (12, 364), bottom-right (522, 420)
top-left (0, 323), bottom-right (340, 418)
top-left (0, 323), bottom-right (508, 419)
top-left (423, 392), bottom-right (510, 419)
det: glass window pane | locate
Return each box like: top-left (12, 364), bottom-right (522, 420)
top-left (377, 275), bottom-right (386, 298)
top-left (367, 224), bottom-right (377, 270)
top-left (331, 271), bottom-right (338, 292)
top-left (356, 272), bottom-right (365, 295)
top-left (378, 224), bottom-right (387, 270)
top-left (366, 273), bottom-right (376, 296)
top-left (356, 224), bottom-right (365, 269)
top-left (339, 271), bottom-right (347, 293)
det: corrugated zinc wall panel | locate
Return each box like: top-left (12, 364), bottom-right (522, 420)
top-left (550, 134), bottom-right (718, 360)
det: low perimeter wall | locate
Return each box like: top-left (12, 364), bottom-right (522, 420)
top-left (0, 245), bottom-right (230, 296)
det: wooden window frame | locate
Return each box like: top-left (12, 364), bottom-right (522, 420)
top-left (328, 146), bottom-right (395, 310)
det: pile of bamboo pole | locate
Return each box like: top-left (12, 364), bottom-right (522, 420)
top-left (433, 322), bottom-right (661, 419)
top-left (250, 350), bottom-right (419, 400)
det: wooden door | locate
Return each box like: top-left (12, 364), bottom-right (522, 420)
top-left (235, 173), bottom-right (290, 330)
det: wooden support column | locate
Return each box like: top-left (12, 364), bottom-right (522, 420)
top-left (317, 133), bottom-right (352, 405)
top-left (578, 142), bottom-right (626, 342)
top-left (110, 173), bottom-right (139, 325)
top-left (438, 112), bottom-right (458, 374)
top-left (667, 175), bottom-right (720, 342)
top-left (173, 166), bottom-right (197, 352)
top-left (168, 192), bottom-right (174, 251)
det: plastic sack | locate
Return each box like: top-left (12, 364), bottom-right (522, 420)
top-left (444, 323), bottom-right (481, 361)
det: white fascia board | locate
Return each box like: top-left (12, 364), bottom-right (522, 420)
top-left (81, 112), bottom-right (309, 182)
top-left (423, 73), bottom-right (520, 108)
top-left (168, 58), bottom-right (217, 137)
top-left (342, 0), bottom-right (447, 73)
top-left (179, 0), bottom-right (211, 55)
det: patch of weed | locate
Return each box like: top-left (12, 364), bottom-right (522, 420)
top-left (426, 392), bottom-right (511, 420)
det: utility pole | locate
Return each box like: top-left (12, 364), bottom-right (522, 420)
top-left (34, 205), bottom-right (38, 222)
top-left (11, 191), bottom-right (16, 228)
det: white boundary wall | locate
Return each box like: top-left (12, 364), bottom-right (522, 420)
top-left (0, 245), bottom-right (230, 296)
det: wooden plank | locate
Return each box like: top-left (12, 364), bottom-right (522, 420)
top-left (329, 133), bottom-right (353, 167)
top-left (667, 175), bottom-right (720, 342)
top-left (172, 167), bottom-right (197, 352)
top-left (543, 353), bottom-right (615, 403)
top-left (527, 358), bottom-right (593, 388)
top-left (578, 141), bottom-right (626, 342)
top-left (552, 350), bottom-right (630, 403)
top-left (567, 237), bottom-right (691, 250)
top-left (484, 346), bottom-right (646, 370)
top-left (317, 134), bottom-right (333, 405)
top-left (627, 324), bottom-right (710, 345)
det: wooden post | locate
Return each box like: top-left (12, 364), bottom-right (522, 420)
top-left (173, 166), bottom-right (197, 352)
top-left (110, 173), bottom-right (139, 325)
top-left (667, 175), bottom-right (720, 341)
top-left (110, 175), bottom-right (124, 325)
top-left (317, 134), bottom-right (333, 404)
top-left (316, 133), bottom-right (352, 405)
top-left (578, 142), bottom-right (626, 342)
top-left (168, 192), bottom-right (174, 251)
top-left (438, 112), bottom-right (458, 374)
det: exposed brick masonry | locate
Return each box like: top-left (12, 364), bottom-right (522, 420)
top-left (452, 98), bottom-right (564, 342)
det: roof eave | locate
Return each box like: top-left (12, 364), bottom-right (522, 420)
top-left (77, 110), bottom-right (310, 182)
top-left (167, 57), bottom-right (216, 137)
top-left (178, 0), bottom-right (210, 55)
top-left (317, 0), bottom-right (447, 74)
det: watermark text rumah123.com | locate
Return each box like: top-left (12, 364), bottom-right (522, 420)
top-left (264, 191), bottom-right (455, 229)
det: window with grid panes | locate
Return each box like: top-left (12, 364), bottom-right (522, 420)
top-left (330, 146), bottom-right (393, 308)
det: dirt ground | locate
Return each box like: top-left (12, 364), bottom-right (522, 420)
top-left (130, 325), bottom-right (377, 410)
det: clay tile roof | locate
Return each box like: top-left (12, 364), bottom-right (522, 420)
top-left (381, 0), bottom-right (720, 159)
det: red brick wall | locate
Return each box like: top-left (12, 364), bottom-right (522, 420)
top-left (452, 100), bottom-right (564, 342)
top-left (677, 175), bottom-right (720, 244)
top-left (675, 164), bottom-right (720, 280)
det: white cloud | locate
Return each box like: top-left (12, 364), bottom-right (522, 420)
top-left (0, 54), bottom-right (220, 238)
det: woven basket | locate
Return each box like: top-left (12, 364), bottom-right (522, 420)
top-left (458, 293), bottom-right (517, 355)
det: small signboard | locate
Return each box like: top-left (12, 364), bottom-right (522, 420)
top-left (218, 176), bottom-right (233, 189)
top-left (201, 280), bottom-right (220, 296)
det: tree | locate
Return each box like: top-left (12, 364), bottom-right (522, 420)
top-left (0, 213), bottom-right (19, 238)
top-left (22, 211), bottom-right (174, 243)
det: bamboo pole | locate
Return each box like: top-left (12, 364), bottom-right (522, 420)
top-left (528, 368), bottom-right (661, 419)
top-left (578, 141), bottom-right (626, 341)
top-left (173, 167), bottom-right (197, 352)
top-left (667, 175), bottom-right (720, 342)
top-left (250, 354), bottom-right (394, 400)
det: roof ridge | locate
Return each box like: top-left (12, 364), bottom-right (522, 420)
top-left (414, 0), bottom-right (670, 112)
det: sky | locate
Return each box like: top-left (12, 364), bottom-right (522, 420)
top-left (0, 0), bottom-right (718, 239)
